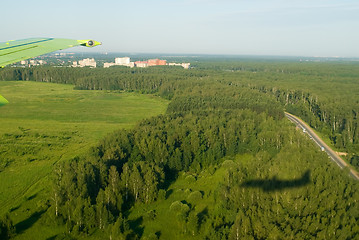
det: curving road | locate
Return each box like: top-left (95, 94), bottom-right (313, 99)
top-left (285, 112), bottom-right (359, 181)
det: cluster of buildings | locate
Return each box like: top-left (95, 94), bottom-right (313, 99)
top-left (19, 59), bottom-right (47, 66)
top-left (104, 57), bottom-right (190, 69)
top-left (72, 58), bottom-right (97, 68)
top-left (19, 56), bottom-right (190, 69)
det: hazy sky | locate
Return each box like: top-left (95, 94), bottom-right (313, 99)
top-left (2, 0), bottom-right (359, 57)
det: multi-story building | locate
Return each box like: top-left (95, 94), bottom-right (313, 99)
top-left (147, 59), bottom-right (157, 66)
top-left (168, 62), bottom-right (191, 69)
top-left (104, 57), bottom-right (134, 68)
top-left (158, 60), bottom-right (167, 65)
top-left (115, 57), bottom-right (131, 65)
top-left (128, 62), bottom-right (135, 68)
top-left (148, 59), bottom-right (167, 66)
top-left (181, 63), bottom-right (190, 69)
top-left (77, 58), bottom-right (97, 68)
top-left (135, 61), bottom-right (148, 68)
top-left (103, 62), bottom-right (115, 68)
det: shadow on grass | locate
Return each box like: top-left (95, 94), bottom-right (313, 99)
top-left (197, 207), bottom-right (208, 229)
top-left (15, 209), bottom-right (46, 234)
top-left (128, 216), bottom-right (144, 239)
top-left (26, 193), bottom-right (37, 201)
top-left (162, 166), bottom-right (178, 190)
top-left (165, 189), bottom-right (173, 199)
top-left (10, 205), bottom-right (21, 212)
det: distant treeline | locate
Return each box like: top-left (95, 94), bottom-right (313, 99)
top-left (0, 67), bottom-right (206, 100)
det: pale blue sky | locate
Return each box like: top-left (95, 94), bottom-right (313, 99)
top-left (2, 0), bottom-right (359, 57)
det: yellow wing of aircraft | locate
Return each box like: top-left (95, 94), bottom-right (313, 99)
top-left (0, 38), bottom-right (101, 106)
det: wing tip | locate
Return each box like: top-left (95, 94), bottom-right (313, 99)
top-left (77, 39), bottom-right (102, 47)
top-left (0, 95), bottom-right (9, 106)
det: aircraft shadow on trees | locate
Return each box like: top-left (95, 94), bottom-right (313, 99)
top-left (241, 170), bottom-right (311, 192)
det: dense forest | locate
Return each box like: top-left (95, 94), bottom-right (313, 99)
top-left (0, 61), bottom-right (358, 239)
top-left (1, 63), bottom-right (358, 167)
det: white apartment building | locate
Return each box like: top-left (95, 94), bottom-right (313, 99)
top-left (115, 57), bottom-right (130, 65)
top-left (77, 58), bottom-right (97, 68)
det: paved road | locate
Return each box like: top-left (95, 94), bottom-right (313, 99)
top-left (285, 112), bottom-right (359, 181)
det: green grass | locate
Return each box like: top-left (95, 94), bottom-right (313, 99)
top-left (0, 81), bottom-right (169, 239)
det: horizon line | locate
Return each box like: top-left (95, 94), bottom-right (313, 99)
top-left (57, 51), bottom-right (359, 60)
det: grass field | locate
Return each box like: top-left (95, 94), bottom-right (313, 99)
top-left (0, 81), bottom-right (169, 239)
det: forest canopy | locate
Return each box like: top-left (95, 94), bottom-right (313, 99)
top-left (0, 60), bottom-right (358, 239)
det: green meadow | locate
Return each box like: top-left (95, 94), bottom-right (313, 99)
top-left (0, 81), bottom-right (168, 237)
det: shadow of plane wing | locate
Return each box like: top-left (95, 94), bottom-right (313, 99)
top-left (241, 170), bottom-right (311, 192)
